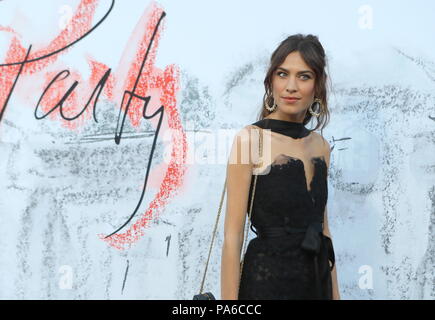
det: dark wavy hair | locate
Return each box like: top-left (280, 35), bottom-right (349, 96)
top-left (258, 34), bottom-right (331, 133)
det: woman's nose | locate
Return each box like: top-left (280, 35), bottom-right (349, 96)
top-left (285, 76), bottom-right (298, 92)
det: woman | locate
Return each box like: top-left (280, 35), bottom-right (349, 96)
top-left (221, 34), bottom-right (340, 300)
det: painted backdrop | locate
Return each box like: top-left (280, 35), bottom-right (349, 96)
top-left (0, 0), bottom-right (434, 299)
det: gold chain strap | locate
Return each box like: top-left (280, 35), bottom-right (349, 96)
top-left (238, 127), bottom-right (262, 295)
top-left (198, 127), bottom-right (263, 296)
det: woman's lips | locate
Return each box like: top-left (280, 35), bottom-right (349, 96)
top-left (282, 97), bottom-right (300, 103)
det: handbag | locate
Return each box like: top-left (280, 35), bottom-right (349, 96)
top-left (193, 127), bottom-right (263, 300)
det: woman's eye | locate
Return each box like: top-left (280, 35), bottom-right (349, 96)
top-left (277, 72), bottom-right (311, 80)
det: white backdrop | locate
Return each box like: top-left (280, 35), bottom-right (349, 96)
top-left (0, 0), bottom-right (434, 299)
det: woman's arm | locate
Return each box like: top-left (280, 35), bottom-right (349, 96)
top-left (322, 136), bottom-right (341, 300)
top-left (221, 126), bottom-right (255, 300)
top-left (323, 207), bottom-right (341, 300)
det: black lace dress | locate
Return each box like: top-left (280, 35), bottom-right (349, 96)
top-left (237, 118), bottom-right (336, 300)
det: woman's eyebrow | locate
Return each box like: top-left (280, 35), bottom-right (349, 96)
top-left (277, 67), bottom-right (314, 75)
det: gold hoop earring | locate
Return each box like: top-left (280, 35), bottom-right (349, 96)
top-left (309, 98), bottom-right (322, 117)
top-left (265, 96), bottom-right (277, 112)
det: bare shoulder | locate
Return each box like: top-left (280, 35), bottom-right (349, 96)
top-left (229, 125), bottom-right (259, 166)
top-left (234, 125), bottom-right (257, 142)
top-left (236, 124), bottom-right (263, 142)
top-left (243, 124), bottom-right (261, 132)
top-left (312, 131), bottom-right (331, 167)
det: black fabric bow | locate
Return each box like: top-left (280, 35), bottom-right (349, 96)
top-left (284, 220), bottom-right (335, 299)
top-left (253, 219), bottom-right (336, 299)
top-left (300, 221), bottom-right (323, 255)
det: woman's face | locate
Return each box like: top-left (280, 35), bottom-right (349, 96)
top-left (271, 51), bottom-right (316, 119)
